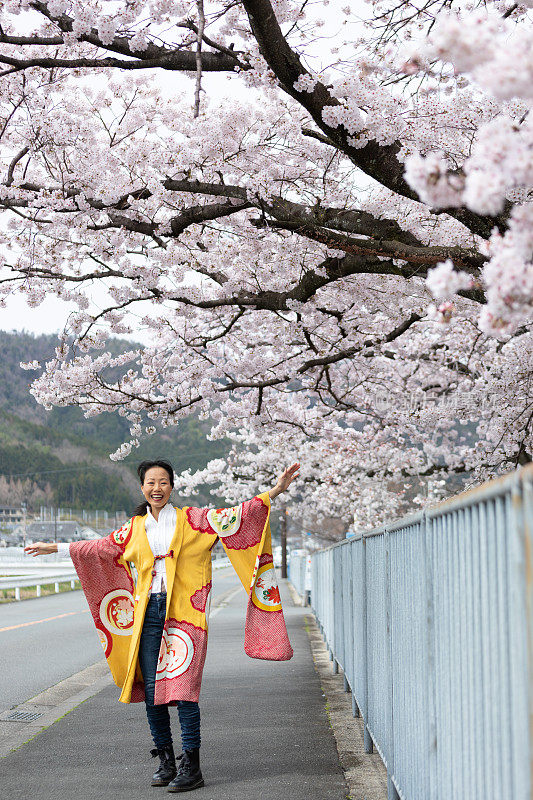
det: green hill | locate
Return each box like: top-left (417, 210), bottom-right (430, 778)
top-left (0, 331), bottom-right (231, 512)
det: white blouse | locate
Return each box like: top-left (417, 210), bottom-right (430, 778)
top-left (57, 502), bottom-right (177, 594)
top-left (143, 503), bottom-right (177, 593)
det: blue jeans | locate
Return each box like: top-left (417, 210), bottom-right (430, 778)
top-left (138, 592), bottom-right (201, 751)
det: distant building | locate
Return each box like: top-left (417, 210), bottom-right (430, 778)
top-left (25, 520), bottom-right (100, 542)
top-left (0, 506), bottom-right (24, 526)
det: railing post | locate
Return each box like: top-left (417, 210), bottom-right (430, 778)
top-left (510, 470), bottom-right (532, 798)
top-left (423, 509), bottom-right (438, 799)
top-left (351, 539), bottom-right (360, 717)
top-left (332, 547), bottom-right (339, 673)
top-left (523, 471), bottom-right (533, 799)
top-left (15, 586), bottom-right (20, 601)
top-left (385, 528), bottom-right (400, 800)
top-left (36, 584), bottom-right (41, 597)
top-left (335, 546), bottom-right (342, 676)
top-left (352, 694), bottom-right (359, 717)
top-left (362, 533), bottom-right (373, 752)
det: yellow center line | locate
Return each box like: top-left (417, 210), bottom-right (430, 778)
top-left (0, 610), bottom-right (89, 633)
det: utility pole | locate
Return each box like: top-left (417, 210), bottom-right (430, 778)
top-left (54, 506), bottom-right (58, 543)
top-left (280, 505), bottom-right (288, 578)
top-left (22, 501), bottom-right (27, 550)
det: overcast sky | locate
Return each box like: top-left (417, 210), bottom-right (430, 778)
top-left (2, 294), bottom-right (75, 336)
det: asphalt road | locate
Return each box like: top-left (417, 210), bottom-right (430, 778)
top-left (0, 580), bottom-right (348, 800)
top-left (0, 566), bottom-right (240, 713)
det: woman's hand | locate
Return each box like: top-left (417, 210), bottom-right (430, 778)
top-left (24, 542), bottom-right (58, 556)
top-left (269, 463), bottom-right (300, 500)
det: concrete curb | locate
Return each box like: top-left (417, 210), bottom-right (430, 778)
top-left (0, 660), bottom-right (112, 758)
top-left (287, 580), bottom-right (304, 606)
top-left (304, 614), bottom-right (388, 800)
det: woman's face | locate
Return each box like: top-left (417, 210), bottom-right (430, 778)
top-left (141, 466), bottom-right (173, 512)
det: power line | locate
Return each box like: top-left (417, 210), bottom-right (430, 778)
top-left (0, 464), bottom-right (110, 479)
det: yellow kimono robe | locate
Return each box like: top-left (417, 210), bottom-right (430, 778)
top-left (69, 492), bottom-right (293, 704)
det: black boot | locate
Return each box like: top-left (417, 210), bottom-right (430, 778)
top-left (150, 744), bottom-right (178, 787)
top-left (167, 747), bottom-right (204, 792)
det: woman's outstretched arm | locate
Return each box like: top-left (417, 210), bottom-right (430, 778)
top-left (24, 541), bottom-right (59, 556)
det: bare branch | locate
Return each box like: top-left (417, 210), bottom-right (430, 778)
top-left (177, 20), bottom-right (242, 60)
top-left (194, 0), bottom-right (206, 118)
top-left (6, 146), bottom-right (30, 186)
top-left (0, 51), bottom-right (236, 72)
top-left (168, 199), bottom-right (252, 235)
top-left (0, 33), bottom-right (65, 45)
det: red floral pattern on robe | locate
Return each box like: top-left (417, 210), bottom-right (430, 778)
top-left (186, 495), bottom-right (266, 550)
top-left (155, 619), bottom-right (208, 704)
top-left (190, 581), bottom-right (212, 612)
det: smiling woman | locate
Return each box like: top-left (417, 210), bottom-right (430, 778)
top-left (24, 458), bottom-right (300, 793)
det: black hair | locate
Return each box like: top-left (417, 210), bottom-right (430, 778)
top-left (132, 459), bottom-right (175, 517)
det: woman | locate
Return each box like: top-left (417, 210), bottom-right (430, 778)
top-left (25, 458), bottom-right (299, 793)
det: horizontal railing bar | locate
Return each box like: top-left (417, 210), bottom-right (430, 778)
top-left (0, 572), bottom-right (78, 590)
top-left (318, 463), bottom-right (533, 552)
top-left (425, 469), bottom-right (524, 517)
top-left (0, 561), bottom-right (73, 571)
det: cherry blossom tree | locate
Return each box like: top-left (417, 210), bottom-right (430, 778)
top-left (0, 0), bottom-right (531, 527)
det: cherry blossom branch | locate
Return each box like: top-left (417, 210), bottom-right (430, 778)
top-left (240, 0), bottom-right (509, 239)
top-left (57, 311), bottom-right (427, 414)
top-left (252, 215), bottom-right (486, 275)
top-left (0, 33), bottom-right (65, 46)
top-left (10, 177), bottom-right (418, 245)
top-left (0, 0), bottom-right (515, 252)
top-left (24, 0), bottom-right (248, 71)
top-left (0, 179), bottom-right (486, 289)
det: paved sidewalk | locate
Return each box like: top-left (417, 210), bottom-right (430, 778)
top-left (1, 580), bottom-right (348, 800)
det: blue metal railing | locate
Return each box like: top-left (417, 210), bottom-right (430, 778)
top-left (289, 463), bottom-right (533, 800)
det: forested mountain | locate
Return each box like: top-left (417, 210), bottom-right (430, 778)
top-left (0, 331), bottom-right (230, 512)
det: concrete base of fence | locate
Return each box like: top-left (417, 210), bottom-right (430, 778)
top-left (289, 591), bottom-right (388, 799)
